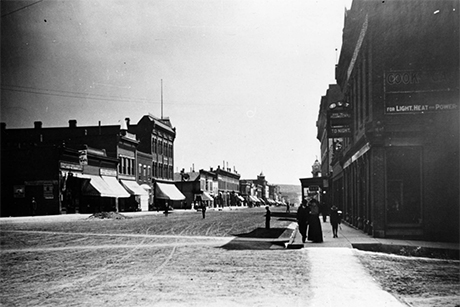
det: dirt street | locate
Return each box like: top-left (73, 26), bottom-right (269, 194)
top-left (0, 207), bottom-right (458, 306)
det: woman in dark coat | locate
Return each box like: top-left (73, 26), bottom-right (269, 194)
top-left (296, 201), bottom-right (309, 243)
top-left (307, 199), bottom-right (323, 243)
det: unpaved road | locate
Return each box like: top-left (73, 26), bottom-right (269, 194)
top-left (1, 208), bottom-right (458, 306)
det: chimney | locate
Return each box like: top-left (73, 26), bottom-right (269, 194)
top-left (125, 117), bottom-right (130, 128)
top-left (69, 119), bottom-right (77, 128)
top-left (34, 121), bottom-right (42, 129)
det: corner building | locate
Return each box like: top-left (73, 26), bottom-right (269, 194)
top-left (328, 0), bottom-right (459, 242)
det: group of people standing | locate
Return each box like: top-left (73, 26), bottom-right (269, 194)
top-left (296, 198), bottom-right (342, 243)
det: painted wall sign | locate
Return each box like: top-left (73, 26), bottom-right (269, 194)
top-left (384, 70), bottom-right (459, 114)
top-left (59, 162), bottom-right (83, 171)
top-left (14, 185), bottom-right (25, 198)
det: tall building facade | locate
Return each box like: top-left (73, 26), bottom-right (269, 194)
top-left (320, 0), bottom-right (459, 242)
top-left (130, 114), bottom-right (185, 210)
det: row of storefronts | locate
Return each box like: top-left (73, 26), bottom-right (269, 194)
top-left (173, 168), bottom-right (284, 210)
top-left (0, 115), bottom-right (187, 217)
top-left (311, 0), bottom-right (459, 242)
top-left (1, 115), bottom-right (284, 217)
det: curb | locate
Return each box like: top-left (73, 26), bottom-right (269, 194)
top-left (284, 222), bottom-right (303, 249)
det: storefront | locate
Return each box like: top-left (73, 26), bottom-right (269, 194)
top-left (154, 181), bottom-right (186, 210)
top-left (120, 180), bottom-right (149, 211)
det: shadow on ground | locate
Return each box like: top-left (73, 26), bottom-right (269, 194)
top-left (220, 227), bottom-right (289, 250)
top-left (353, 243), bottom-right (460, 260)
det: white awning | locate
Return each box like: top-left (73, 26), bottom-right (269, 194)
top-left (101, 176), bottom-right (131, 198)
top-left (203, 191), bottom-right (213, 201)
top-left (120, 180), bottom-right (148, 196)
top-left (249, 196), bottom-right (260, 202)
top-left (83, 175), bottom-right (129, 198)
top-left (238, 195), bottom-right (245, 201)
top-left (196, 191), bottom-right (213, 201)
top-left (140, 184), bottom-right (152, 190)
top-left (101, 176), bottom-right (130, 198)
top-left (155, 182), bottom-right (186, 201)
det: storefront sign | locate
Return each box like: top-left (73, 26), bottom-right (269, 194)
top-left (328, 126), bottom-right (352, 137)
top-left (78, 150), bottom-right (88, 165)
top-left (100, 168), bottom-right (117, 177)
top-left (43, 184), bottom-right (54, 199)
top-left (60, 162), bottom-right (83, 171)
top-left (384, 70), bottom-right (459, 114)
top-left (14, 185), bottom-right (25, 198)
top-left (327, 108), bottom-right (353, 138)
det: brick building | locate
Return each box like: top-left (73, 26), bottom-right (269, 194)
top-left (1, 113), bottom-right (182, 216)
top-left (130, 114), bottom-right (185, 210)
top-left (319, 0), bottom-right (459, 242)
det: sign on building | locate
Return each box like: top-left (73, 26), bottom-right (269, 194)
top-left (327, 104), bottom-right (352, 137)
top-left (384, 70), bottom-right (459, 114)
top-left (78, 150), bottom-right (88, 165)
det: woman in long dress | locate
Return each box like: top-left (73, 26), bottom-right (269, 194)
top-left (307, 199), bottom-right (323, 243)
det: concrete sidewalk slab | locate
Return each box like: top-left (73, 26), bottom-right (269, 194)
top-left (306, 247), bottom-right (406, 307)
top-left (286, 219), bottom-right (459, 254)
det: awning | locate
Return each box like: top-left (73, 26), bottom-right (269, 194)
top-left (140, 184), bottom-right (152, 190)
top-left (195, 191), bottom-right (213, 201)
top-left (201, 191), bottom-right (213, 201)
top-left (155, 182), bottom-right (186, 201)
top-left (238, 195), bottom-right (245, 202)
top-left (249, 196), bottom-right (260, 202)
top-left (102, 176), bottom-right (130, 198)
top-left (120, 180), bottom-right (148, 196)
top-left (83, 175), bottom-right (129, 198)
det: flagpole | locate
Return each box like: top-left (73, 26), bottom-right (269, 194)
top-left (161, 79), bottom-right (163, 119)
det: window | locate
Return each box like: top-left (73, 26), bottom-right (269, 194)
top-left (386, 147), bottom-right (422, 224)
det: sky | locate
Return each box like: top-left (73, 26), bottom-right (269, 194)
top-left (1, 0), bottom-right (352, 185)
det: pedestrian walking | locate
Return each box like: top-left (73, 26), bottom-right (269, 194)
top-left (307, 199), bottom-right (323, 243)
top-left (164, 201), bottom-right (169, 216)
top-left (321, 201), bottom-right (327, 222)
top-left (265, 206), bottom-right (271, 229)
top-left (330, 205), bottom-right (341, 238)
top-left (286, 202), bottom-right (290, 213)
top-left (296, 200), bottom-right (309, 243)
top-left (201, 203), bottom-right (206, 219)
top-left (31, 197), bottom-right (37, 216)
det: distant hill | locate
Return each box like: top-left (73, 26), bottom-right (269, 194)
top-left (277, 184), bottom-right (301, 205)
top-left (278, 184), bottom-right (301, 193)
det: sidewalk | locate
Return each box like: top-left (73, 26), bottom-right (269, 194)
top-left (285, 219), bottom-right (459, 307)
top-left (287, 218), bottom-right (459, 253)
